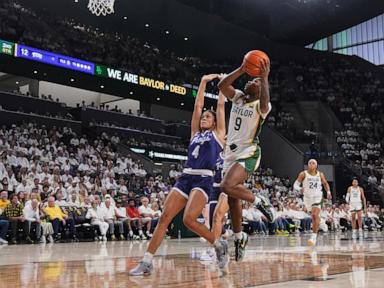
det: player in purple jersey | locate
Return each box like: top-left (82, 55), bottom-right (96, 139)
top-left (130, 74), bottom-right (226, 276)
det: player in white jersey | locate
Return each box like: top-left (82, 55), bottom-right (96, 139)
top-left (346, 178), bottom-right (366, 240)
top-left (218, 59), bottom-right (276, 263)
top-left (294, 159), bottom-right (332, 246)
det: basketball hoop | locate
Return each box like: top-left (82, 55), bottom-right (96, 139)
top-left (88, 0), bottom-right (115, 16)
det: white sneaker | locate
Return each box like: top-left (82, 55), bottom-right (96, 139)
top-left (103, 236), bottom-right (107, 241)
top-left (40, 236), bottom-right (46, 244)
top-left (48, 235), bottom-right (54, 243)
top-left (352, 230), bottom-right (357, 240)
top-left (0, 237), bottom-right (8, 245)
top-left (307, 234), bottom-right (317, 246)
top-left (359, 229), bottom-right (363, 239)
top-left (140, 234), bottom-right (147, 240)
top-left (200, 251), bottom-right (214, 261)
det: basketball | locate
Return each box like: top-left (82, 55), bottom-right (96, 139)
top-left (243, 50), bottom-right (270, 77)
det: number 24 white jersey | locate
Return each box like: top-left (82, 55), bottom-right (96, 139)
top-left (303, 170), bottom-right (322, 197)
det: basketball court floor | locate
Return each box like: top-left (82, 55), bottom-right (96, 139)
top-left (1, 232), bottom-right (384, 287)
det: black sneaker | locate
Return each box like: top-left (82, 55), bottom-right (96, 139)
top-left (234, 232), bottom-right (248, 262)
top-left (255, 195), bottom-right (277, 223)
top-left (26, 236), bottom-right (34, 244)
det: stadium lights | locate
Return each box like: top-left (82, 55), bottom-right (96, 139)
top-left (129, 91), bottom-right (133, 95)
top-left (181, 102), bottom-right (184, 106)
top-left (100, 85), bottom-right (104, 88)
top-left (15, 81), bottom-right (19, 85)
top-left (184, 37), bottom-right (188, 41)
top-left (33, 70), bottom-right (38, 74)
top-left (145, 24), bottom-right (150, 27)
top-left (156, 97), bottom-right (160, 101)
top-left (123, 16), bottom-right (127, 20)
top-left (165, 31), bottom-right (170, 34)
top-left (70, 78), bottom-right (75, 82)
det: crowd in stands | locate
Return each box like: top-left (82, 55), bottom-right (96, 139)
top-left (0, 122), bottom-right (172, 244)
top-left (330, 67), bottom-right (384, 191)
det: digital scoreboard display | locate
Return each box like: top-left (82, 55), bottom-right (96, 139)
top-left (16, 44), bottom-right (94, 74)
top-left (0, 38), bottom-right (219, 99)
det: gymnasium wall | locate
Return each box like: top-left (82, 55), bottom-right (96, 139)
top-left (260, 126), bottom-right (304, 182)
top-left (38, 81), bottom-right (140, 112)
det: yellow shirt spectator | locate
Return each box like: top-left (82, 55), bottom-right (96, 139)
top-left (0, 199), bottom-right (10, 210)
top-left (44, 205), bottom-right (67, 221)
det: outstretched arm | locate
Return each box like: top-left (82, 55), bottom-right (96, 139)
top-left (191, 74), bottom-right (218, 139)
top-left (215, 91), bottom-right (226, 141)
top-left (259, 58), bottom-right (271, 114)
top-left (217, 65), bottom-right (245, 100)
top-left (321, 172), bottom-right (332, 200)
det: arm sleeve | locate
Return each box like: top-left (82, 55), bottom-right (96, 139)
top-left (293, 180), bottom-right (301, 191)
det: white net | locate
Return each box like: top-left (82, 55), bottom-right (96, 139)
top-left (88, 0), bottom-right (115, 16)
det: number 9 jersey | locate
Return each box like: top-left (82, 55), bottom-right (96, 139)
top-left (224, 89), bottom-right (271, 175)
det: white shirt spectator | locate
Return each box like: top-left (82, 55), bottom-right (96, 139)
top-left (16, 182), bottom-right (28, 193)
top-left (86, 207), bottom-right (105, 224)
top-left (138, 205), bottom-right (154, 217)
top-left (78, 163), bottom-right (90, 172)
top-left (115, 206), bottom-right (128, 219)
top-left (55, 199), bottom-right (68, 207)
top-left (101, 204), bottom-right (115, 221)
top-left (23, 205), bottom-right (40, 222)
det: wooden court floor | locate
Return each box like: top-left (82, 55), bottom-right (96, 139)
top-left (1, 232), bottom-right (384, 287)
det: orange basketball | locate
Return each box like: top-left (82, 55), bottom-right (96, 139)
top-left (243, 50), bottom-right (269, 77)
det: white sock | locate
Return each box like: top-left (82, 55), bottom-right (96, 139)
top-left (234, 232), bottom-right (243, 240)
top-left (139, 230), bottom-right (143, 235)
top-left (129, 230), bottom-right (133, 236)
top-left (213, 240), bottom-right (221, 248)
top-left (311, 233), bottom-right (317, 240)
top-left (143, 252), bottom-right (153, 263)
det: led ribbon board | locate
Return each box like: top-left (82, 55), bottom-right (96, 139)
top-left (15, 44), bottom-right (94, 74)
top-left (1, 38), bottom-right (219, 99)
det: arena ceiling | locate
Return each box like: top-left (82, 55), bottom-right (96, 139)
top-left (177, 0), bottom-right (384, 45)
top-left (14, 0), bottom-right (384, 57)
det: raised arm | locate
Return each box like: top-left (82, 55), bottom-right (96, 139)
top-left (215, 91), bottom-right (226, 141)
top-left (217, 66), bottom-right (245, 100)
top-left (191, 74), bottom-right (219, 139)
top-left (320, 172), bottom-right (332, 200)
top-left (259, 58), bottom-right (271, 114)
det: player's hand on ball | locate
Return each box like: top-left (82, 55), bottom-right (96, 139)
top-left (259, 58), bottom-right (270, 79)
top-left (240, 61), bottom-right (247, 73)
top-left (202, 74), bottom-right (219, 83)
